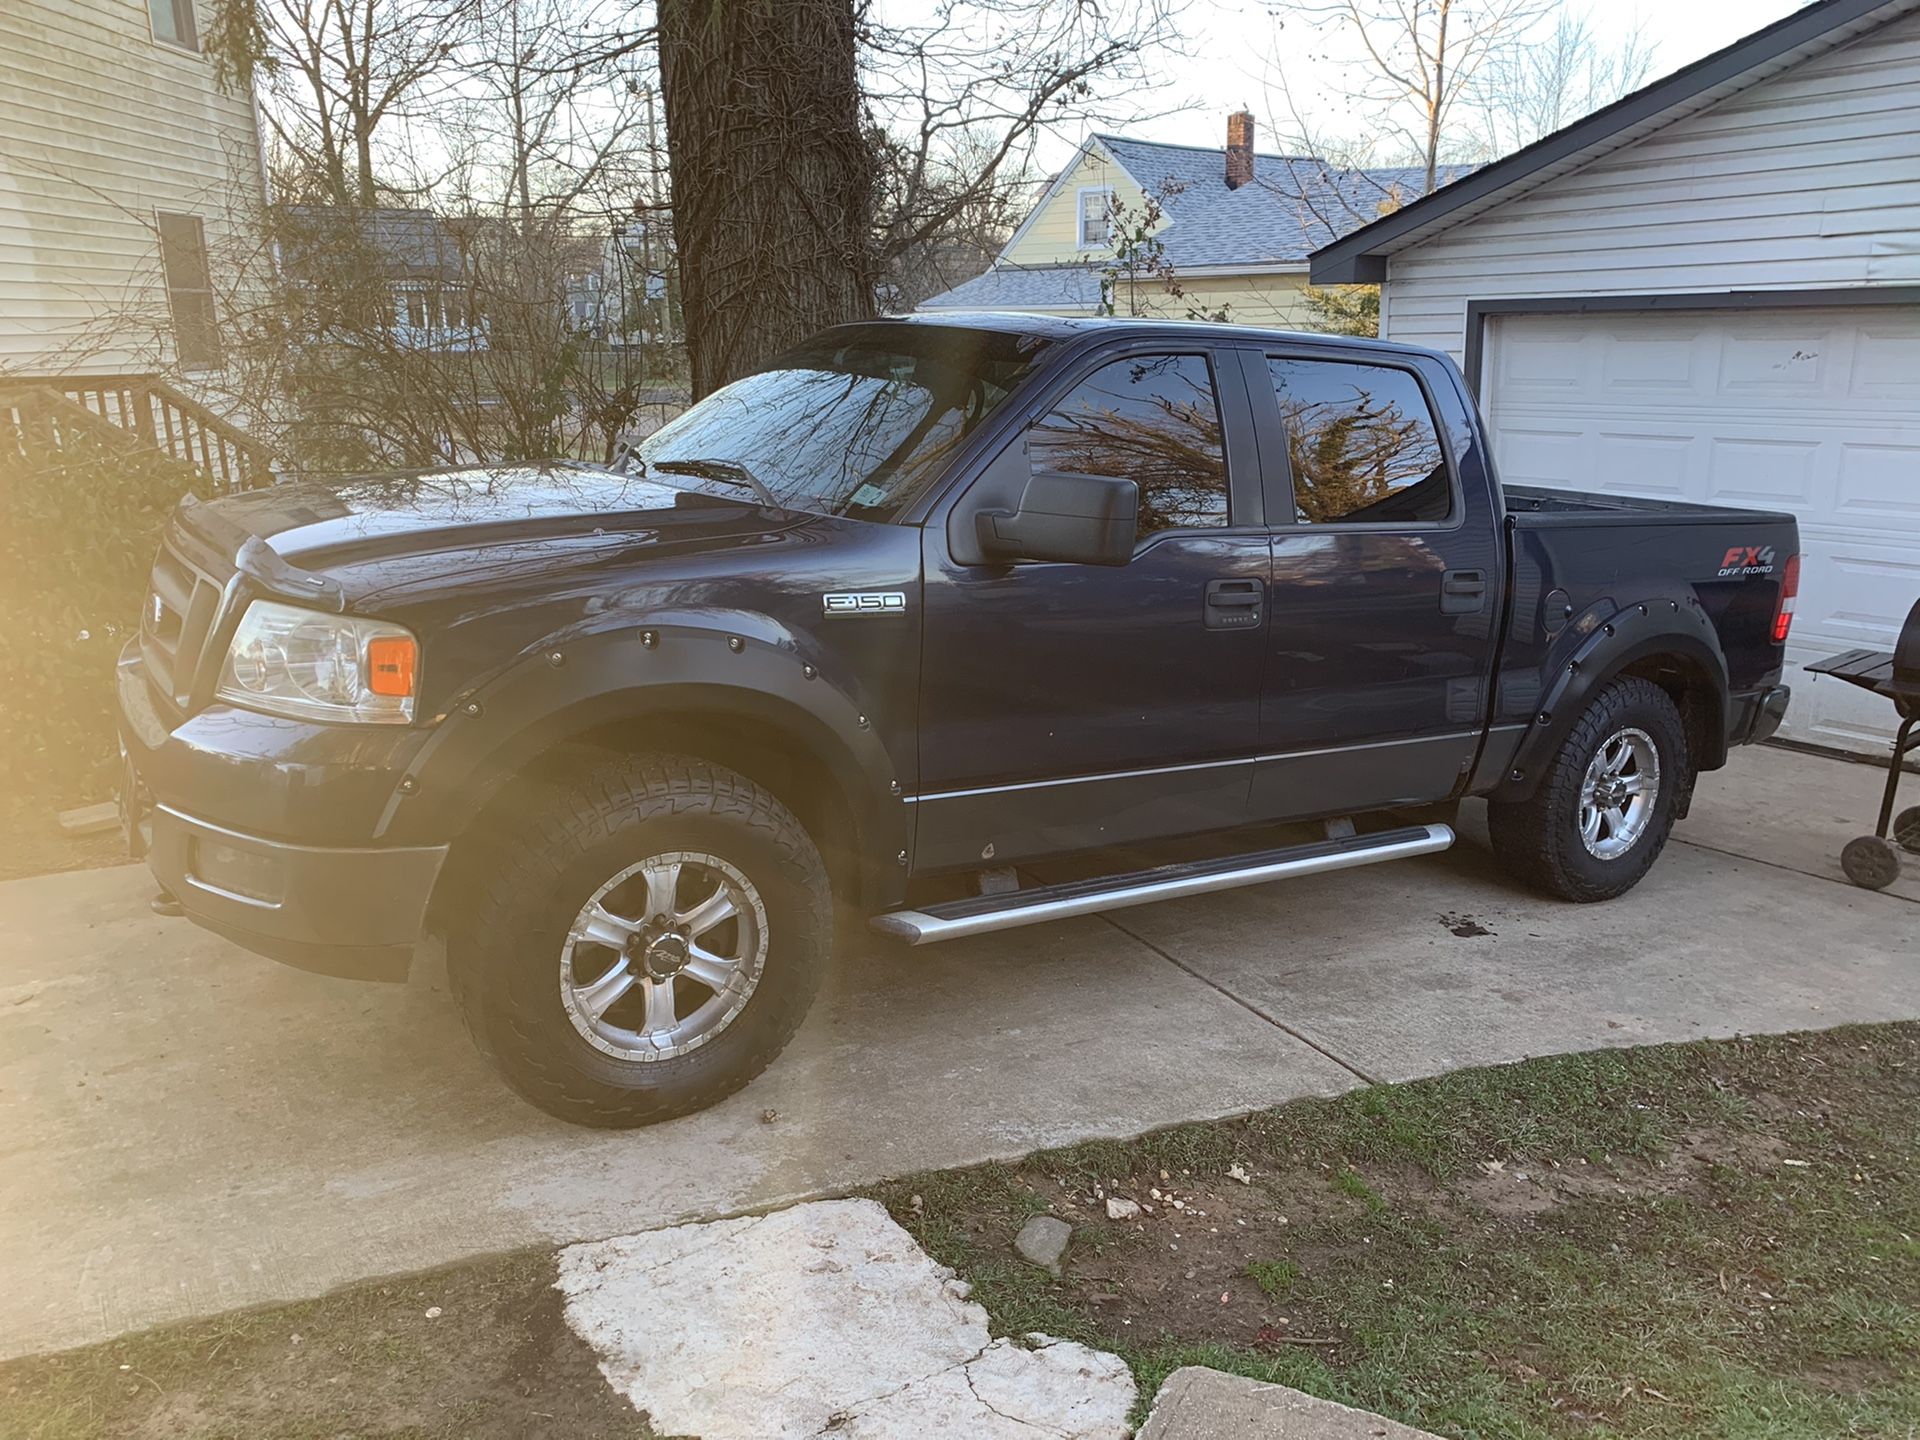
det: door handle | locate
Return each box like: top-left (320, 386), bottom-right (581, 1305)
top-left (1441, 569), bottom-right (1487, 615)
top-left (1205, 577), bottom-right (1264, 629)
top-left (1207, 586), bottom-right (1264, 607)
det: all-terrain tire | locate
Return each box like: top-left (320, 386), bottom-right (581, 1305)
top-left (1488, 677), bottom-right (1689, 903)
top-left (447, 753), bottom-right (831, 1127)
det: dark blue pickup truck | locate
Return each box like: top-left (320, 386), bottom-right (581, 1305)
top-left (118, 315), bottom-right (1799, 1125)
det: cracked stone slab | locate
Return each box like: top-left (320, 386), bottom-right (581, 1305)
top-left (556, 1197), bottom-right (1134, 1438)
top-left (1138, 1367), bottom-right (1441, 1439)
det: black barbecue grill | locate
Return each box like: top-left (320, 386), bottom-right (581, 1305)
top-left (1805, 595), bottom-right (1920, 889)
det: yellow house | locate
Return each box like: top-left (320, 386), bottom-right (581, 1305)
top-left (919, 114), bottom-right (1442, 327)
top-left (1, 0), bottom-right (266, 382)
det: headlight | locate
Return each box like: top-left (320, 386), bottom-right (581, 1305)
top-left (216, 600), bottom-right (419, 724)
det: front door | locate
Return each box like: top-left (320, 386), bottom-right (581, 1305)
top-left (913, 345), bottom-right (1271, 872)
top-left (1246, 347), bottom-right (1504, 821)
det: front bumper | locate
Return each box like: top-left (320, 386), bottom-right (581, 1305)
top-left (118, 642), bottom-right (447, 982)
top-left (142, 801), bottom-right (446, 981)
top-left (1729, 684), bottom-right (1792, 747)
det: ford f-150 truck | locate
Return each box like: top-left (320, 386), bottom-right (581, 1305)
top-left (118, 316), bottom-right (1799, 1125)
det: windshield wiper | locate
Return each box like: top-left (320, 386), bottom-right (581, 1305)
top-left (650, 457), bottom-right (782, 510)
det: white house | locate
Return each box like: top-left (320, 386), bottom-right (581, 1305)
top-left (1, 0), bottom-right (267, 379)
top-left (1311, 0), bottom-right (1920, 756)
top-left (1, 0), bottom-right (274, 483)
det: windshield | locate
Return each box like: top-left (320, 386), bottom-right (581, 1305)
top-left (634, 324), bottom-right (1051, 522)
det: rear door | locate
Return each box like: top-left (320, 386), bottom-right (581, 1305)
top-left (913, 342), bottom-right (1271, 871)
top-left (1244, 346), bottom-right (1505, 820)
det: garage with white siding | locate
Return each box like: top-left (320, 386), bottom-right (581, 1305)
top-left (1310, 0), bottom-right (1920, 755)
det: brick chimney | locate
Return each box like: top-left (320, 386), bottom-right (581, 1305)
top-left (1225, 109), bottom-right (1255, 190)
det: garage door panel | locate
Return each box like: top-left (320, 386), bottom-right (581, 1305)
top-left (1486, 306), bottom-right (1919, 755)
top-left (1600, 333), bottom-right (1701, 392)
top-left (1850, 323), bottom-right (1920, 400)
top-left (1705, 436), bottom-right (1821, 507)
top-left (1494, 427), bottom-right (1592, 487)
top-left (1836, 441), bottom-right (1920, 532)
top-left (1795, 538), bottom-right (1920, 646)
top-left (1597, 432), bottom-right (1694, 495)
top-left (1718, 327), bottom-right (1838, 397)
top-left (1494, 330), bottom-right (1592, 391)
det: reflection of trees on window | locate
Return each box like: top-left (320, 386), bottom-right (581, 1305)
top-left (1268, 359), bottom-right (1450, 525)
top-left (1030, 354), bottom-right (1228, 536)
top-left (636, 331), bottom-right (1044, 520)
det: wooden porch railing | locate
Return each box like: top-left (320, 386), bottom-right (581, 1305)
top-left (5, 374), bottom-right (274, 491)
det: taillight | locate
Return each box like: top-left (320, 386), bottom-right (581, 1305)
top-left (1772, 553), bottom-right (1800, 644)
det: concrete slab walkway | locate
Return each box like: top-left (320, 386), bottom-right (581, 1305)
top-left (557, 1198), bottom-right (1134, 1438)
top-left (0, 744), bottom-right (1912, 1360)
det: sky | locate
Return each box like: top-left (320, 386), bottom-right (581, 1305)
top-left (1013, 0), bottom-right (1810, 170)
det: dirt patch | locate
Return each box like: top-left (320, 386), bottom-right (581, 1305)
top-left (1438, 911), bottom-right (1495, 938)
top-left (0, 792), bottom-right (133, 884)
top-left (879, 1024), bottom-right (1920, 1439)
top-left (1448, 1128), bottom-right (1795, 1219)
top-left (0, 1252), bottom-right (661, 1440)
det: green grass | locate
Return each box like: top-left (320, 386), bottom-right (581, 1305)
top-left (1246, 1259), bottom-right (1301, 1301)
top-left (869, 1024), bottom-right (1920, 1437)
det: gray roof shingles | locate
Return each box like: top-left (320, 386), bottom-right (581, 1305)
top-left (919, 135), bottom-right (1466, 311)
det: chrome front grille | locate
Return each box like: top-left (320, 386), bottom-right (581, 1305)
top-left (140, 543), bottom-right (225, 715)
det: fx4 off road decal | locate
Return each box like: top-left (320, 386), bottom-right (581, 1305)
top-left (1718, 545), bottom-right (1778, 578)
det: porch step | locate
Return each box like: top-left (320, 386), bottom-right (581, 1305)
top-left (872, 823), bottom-right (1454, 945)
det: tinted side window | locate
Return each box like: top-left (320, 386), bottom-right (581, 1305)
top-left (1030, 353), bottom-right (1228, 536)
top-left (1267, 358), bottom-right (1451, 525)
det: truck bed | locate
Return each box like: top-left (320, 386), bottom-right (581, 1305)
top-left (1504, 484), bottom-right (1798, 529)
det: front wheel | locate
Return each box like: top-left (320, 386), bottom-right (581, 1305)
top-left (1489, 677), bottom-right (1689, 902)
top-left (448, 754), bottom-right (831, 1127)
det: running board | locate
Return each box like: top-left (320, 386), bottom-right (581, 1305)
top-left (872, 823), bottom-right (1454, 945)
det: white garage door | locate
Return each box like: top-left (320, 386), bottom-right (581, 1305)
top-left (1484, 306), bottom-right (1920, 755)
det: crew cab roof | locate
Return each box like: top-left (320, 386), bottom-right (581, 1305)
top-left (872, 310), bottom-right (1450, 361)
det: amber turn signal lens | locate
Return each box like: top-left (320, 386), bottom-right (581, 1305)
top-left (366, 635), bottom-right (418, 697)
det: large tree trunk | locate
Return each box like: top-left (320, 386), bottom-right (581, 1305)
top-left (658, 0), bottom-right (874, 397)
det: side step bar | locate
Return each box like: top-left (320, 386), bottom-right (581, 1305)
top-left (872, 823), bottom-right (1454, 946)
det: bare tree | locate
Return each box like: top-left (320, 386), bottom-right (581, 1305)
top-left (657, 0), bottom-right (1183, 395)
top-left (1468, 11), bottom-right (1654, 155)
top-left (249, 0), bottom-right (474, 204)
top-left (862, 0), bottom-right (1183, 274)
top-left (1275, 0), bottom-right (1552, 191)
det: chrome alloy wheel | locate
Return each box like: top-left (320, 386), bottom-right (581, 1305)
top-left (560, 851), bottom-right (768, 1061)
top-left (1578, 727), bottom-right (1661, 861)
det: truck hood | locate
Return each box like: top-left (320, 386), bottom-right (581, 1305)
top-left (184, 464), bottom-right (787, 571)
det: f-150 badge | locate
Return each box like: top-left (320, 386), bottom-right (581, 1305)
top-left (822, 591), bottom-right (907, 616)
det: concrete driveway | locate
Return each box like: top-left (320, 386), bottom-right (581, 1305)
top-left (1, 744), bottom-right (1912, 1360)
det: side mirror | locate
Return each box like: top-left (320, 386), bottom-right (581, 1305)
top-left (976, 471), bottom-right (1139, 567)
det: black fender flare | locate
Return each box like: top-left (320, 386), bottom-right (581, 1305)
top-left (1491, 596), bottom-right (1729, 803)
top-left (373, 609), bottom-right (908, 896)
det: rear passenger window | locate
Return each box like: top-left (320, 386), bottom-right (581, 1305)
top-left (1267, 357), bottom-right (1452, 525)
top-left (1030, 353), bottom-right (1228, 537)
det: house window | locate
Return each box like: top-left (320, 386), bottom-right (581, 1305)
top-left (1266, 357), bottom-right (1452, 525)
top-left (1030, 353), bottom-right (1228, 536)
top-left (156, 212), bottom-right (222, 369)
top-left (148, 0), bottom-right (198, 49)
top-left (1077, 188), bottom-right (1112, 250)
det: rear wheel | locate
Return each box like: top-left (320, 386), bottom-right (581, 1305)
top-left (448, 753), bottom-right (830, 1127)
top-left (1489, 677), bottom-right (1689, 902)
